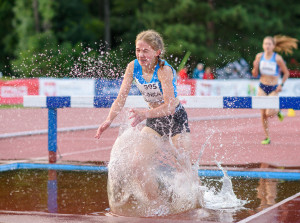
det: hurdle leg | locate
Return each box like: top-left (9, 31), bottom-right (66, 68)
top-left (48, 108), bottom-right (57, 163)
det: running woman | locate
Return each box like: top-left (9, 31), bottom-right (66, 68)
top-left (252, 35), bottom-right (298, 145)
top-left (95, 30), bottom-right (199, 216)
top-left (95, 29), bottom-right (190, 149)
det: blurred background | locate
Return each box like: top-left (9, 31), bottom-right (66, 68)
top-left (0, 0), bottom-right (299, 80)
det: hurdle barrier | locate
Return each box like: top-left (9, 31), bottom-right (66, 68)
top-left (23, 95), bottom-right (300, 162)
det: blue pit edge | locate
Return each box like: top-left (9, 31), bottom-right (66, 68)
top-left (0, 163), bottom-right (299, 180)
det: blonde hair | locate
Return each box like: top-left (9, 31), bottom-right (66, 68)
top-left (264, 35), bottom-right (298, 55)
top-left (135, 30), bottom-right (165, 67)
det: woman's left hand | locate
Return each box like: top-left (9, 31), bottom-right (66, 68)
top-left (275, 85), bottom-right (282, 93)
top-left (129, 109), bottom-right (147, 127)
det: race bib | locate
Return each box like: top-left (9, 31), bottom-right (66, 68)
top-left (259, 61), bottom-right (277, 76)
top-left (135, 81), bottom-right (163, 103)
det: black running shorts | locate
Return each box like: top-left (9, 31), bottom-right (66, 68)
top-left (146, 104), bottom-right (190, 137)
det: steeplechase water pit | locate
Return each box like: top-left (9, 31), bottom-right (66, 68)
top-left (0, 163), bottom-right (300, 222)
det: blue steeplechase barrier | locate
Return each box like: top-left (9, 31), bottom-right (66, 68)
top-left (23, 96), bottom-right (300, 160)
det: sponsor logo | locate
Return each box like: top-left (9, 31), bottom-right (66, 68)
top-left (42, 82), bottom-right (56, 96)
top-left (1, 86), bottom-right (28, 97)
top-left (143, 92), bottom-right (162, 98)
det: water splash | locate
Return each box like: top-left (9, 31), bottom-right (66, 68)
top-left (108, 110), bottom-right (248, 217)
top-left (107, 120), bottom-right (202, 217)
top-left (10, 41), bottom-right (126, 79)
top-left (202, 161), bottom-right (248, 210)
top-left (195, 129), bottom-right (215, 167)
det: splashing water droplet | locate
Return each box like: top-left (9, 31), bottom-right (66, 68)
top-left (203, 161), bottom-right (248, 210)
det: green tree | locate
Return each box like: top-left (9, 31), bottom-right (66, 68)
top-left (52, 0), bottom-right (104, 45)
top-left (11, 0), bottom-right (106, 77)
top-left (135, 0), bottom-right (300, 71)
top-left (136, 0), bottom-right (208, 69)
top-left (0, 0), bottom-right (17, 76)
top-left (2, 0), bottom-right (300, 78)
top-left (11, 31), bottom-right (83, 77)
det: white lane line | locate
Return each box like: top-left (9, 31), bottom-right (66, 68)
top-left (0, 125), bottom-right (100, 139)
top-left (189, 113), bottom-right (260, 122)
top-left (0, 146), bottom-right (112, 164)
top-left (0, 113), bottom-right (262, 139)
top-left (56, 146), bottom-right (112, 157)
top-left (238, 192), bottom-right (300, 223)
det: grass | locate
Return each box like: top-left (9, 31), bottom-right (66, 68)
top-left (0, 76), bottom-right (16, 81)
top-left (0, 104), bottom-right (24, 109)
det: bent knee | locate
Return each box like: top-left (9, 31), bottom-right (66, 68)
top-left (172, 133), bottom-right (191, 150)
top-left (266, 109), bottom-right (277, 117)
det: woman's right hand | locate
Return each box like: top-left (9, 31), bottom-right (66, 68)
top-left (252, 53), bottom-right (262, 77)
top-left (95, 120), bottom-right (112, 139)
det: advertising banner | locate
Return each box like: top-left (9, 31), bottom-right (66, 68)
top-left (195, 79), bottom-right (300, 96)
top-left (0, 79), bottom-right (39, 104)
top-left (2, 77), bottom-right (299, 105)
top-left (195, 80), bottom-right (259, 96)
top-left (95, 79), bottom-right (141, 97)
top-left (39, 78), bottom-right (95, 96)
top-left (177, 79), bottom-right (196, 96)
top-left (278, 80), bottom-right (300, 96)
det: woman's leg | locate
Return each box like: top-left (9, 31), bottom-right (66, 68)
top-left (258, 87), bottom-right (270, 141)
top-left (141, 126), bottom-right (162, 137)
top-left (172, 132), bottom-right (203, 207)
top-left (171, 132), bottom-right (191, 151)
top-left (261, 109), bottom-right (269, 139)
top-left (132, 126), bottom-right (162, 200)
top-left (265, 91), bottom-right (279, 118)
top-left (171, 132), bottom-right (194, 169)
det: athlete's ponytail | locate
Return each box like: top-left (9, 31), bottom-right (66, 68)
top-left (274, 35), bottom-right (298, 55)
top-left (265, 35), bottom-right (298, 55)
top-left (158, 55), bottom-right (165, 67)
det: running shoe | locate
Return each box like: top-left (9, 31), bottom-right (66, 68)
top-left (277, 111), bottom-right (284, 121)
top-left (261, 138), bottom-right (271, 145)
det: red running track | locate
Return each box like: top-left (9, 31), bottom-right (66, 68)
top-left (0, 107), bottom-right (299, 167)
top-left (1, 107), bottom-right (300, 223)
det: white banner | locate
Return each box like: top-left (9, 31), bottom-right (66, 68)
top-left (39, 78), bottom-right (95, 96)
top-left (278, 80), bottom-right (300, 96)
top-left (195, 79), bottom-right (300, 96)
top-left (38, 78), bottom-right (300, 97)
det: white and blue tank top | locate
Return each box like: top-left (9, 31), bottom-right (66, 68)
top-left (133, 59), bottom-right (177, 103)
top-left (259, 52), bottom-right (280, 76)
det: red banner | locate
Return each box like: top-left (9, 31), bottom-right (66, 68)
top-left (177, 79), bottom-right (196, 96)
top-left (0, 79), bottom-right (39, 104)
top-left (289, 70), bottom-right (300, 78)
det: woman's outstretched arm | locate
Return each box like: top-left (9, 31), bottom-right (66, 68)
top-left (95, 61), bottom-right (134, 138)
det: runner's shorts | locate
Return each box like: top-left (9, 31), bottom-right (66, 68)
top-left (146, 104), bottom-right (190, 137)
